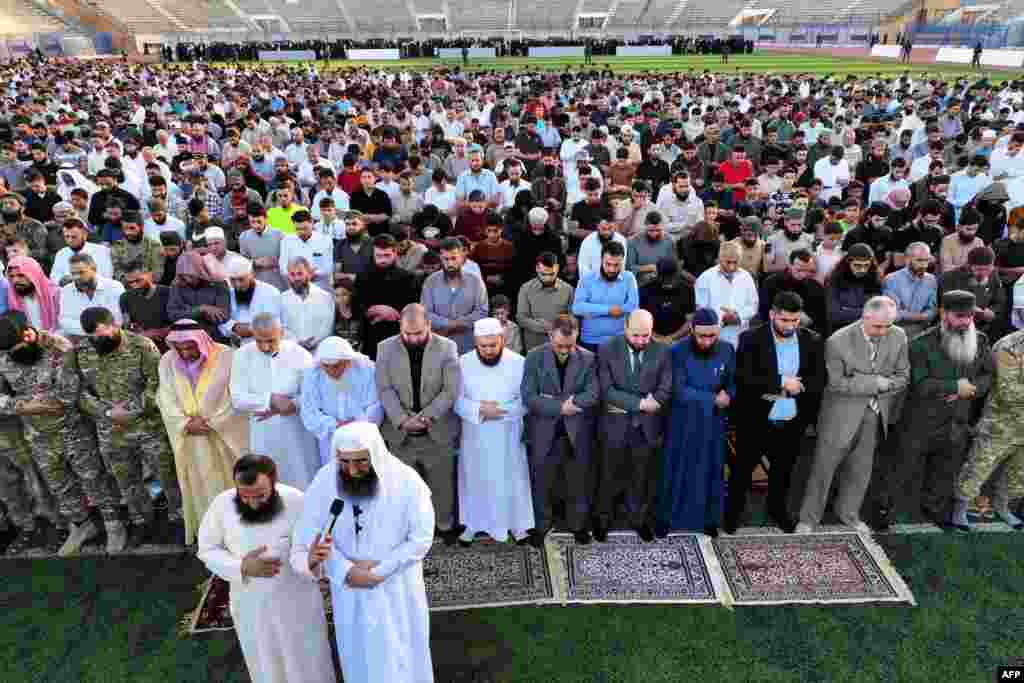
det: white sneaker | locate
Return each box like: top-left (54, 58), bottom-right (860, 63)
top-left (847, 520), bottom-right (872, 535)
top-left (794, 523), bottom-right (814, 534)
top-left (58, 519), bottom-right (99, 557)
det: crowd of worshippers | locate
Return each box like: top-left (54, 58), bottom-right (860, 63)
top-left (2, 58), bottom-right (1024, 559)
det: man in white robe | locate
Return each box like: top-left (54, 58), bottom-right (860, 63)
top-left (813, 146), bottom-right (851, 203)
top-left (219, 257), bottom-right (282, 346)
top-left (300, 337), bottom-right (384, 465)
top-left (291, 422), bottom-right (435, 683)
top-left (197, 454), bottom-right (334, 683)
top-left (230, 313), bottom-right (320, 489)
top-left (454, 318), bottom-right (534, 545)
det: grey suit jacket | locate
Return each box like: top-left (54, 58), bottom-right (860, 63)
top-left (375, 332), bottom-right (461, 448)
top-left (817, 321), bottom-right (910, 450)
top-left (597, 336), bottom-right (672, 449)
top-left (521, 344), bottom-right (599, 458)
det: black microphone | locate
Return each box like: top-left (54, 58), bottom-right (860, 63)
top-left (325, 499), bottom-right (344, 536)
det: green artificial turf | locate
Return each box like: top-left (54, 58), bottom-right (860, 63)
top-left (2, 531), bottom-right (1021, 683)
top-left (158, 54), bottom-right (1013, 82)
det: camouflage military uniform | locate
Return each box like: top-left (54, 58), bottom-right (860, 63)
top-left (0, 331), bottom-right (120, 527)
top-left (0, 419), bottom-right (41, 532)
top-left (65, 330), bottom-right (183, 527)
top-left (110, 236), bottom-right (164, 285)
top-left (0, 217), bottom-right (49, 265)
top-left (958, 330), bottom-right (1024, 505)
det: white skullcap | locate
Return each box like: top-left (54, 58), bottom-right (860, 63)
top-left (528, 207), bottom-right (549, 225)
top-left (474, 317), bottom-right (503, 337)
top-left (225, 257), bottom-right (252, 277)
top-left (204, 226), bottom-right (226, 241)
top-left (316, 336), bottom-right (358, 363)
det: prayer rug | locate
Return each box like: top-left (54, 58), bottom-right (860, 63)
top-left (544, 532), bottom-right (725, 605)
top-left (183, 539), bottom-right (554, 634)
top-left (712, 532), bottom-right (917, 606)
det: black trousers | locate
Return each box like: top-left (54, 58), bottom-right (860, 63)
top-left (530, 435), bottom-right (590, 532)
top-left (595, 424), bottom-right (657, 529)
top-left (727, 419), bottom-right (804, 527)
top-left (872, 427), bottom-right (969, 521)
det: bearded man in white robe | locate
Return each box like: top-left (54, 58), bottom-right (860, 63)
top-left (230, 313), bottom-right (320, 489)
top-left (291, 422), bottom-right (435, 683)
top-left (197, 454), bottom-right (334, 683)
top-left (454, 318), bottom-right (534, 546)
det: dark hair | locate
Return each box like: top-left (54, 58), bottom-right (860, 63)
top-left (550, 316), bottom-right (578, 337)
top-left (373, 233), bottom-right (398, 250)
top-left (490, 294), bottom-right (511, 311)
top-left (536, 251), bottom-right (559, 268)
top-left (772, 290), bottom-right (804, 313)
top-left (789, 248), bottom-right (813, 264)
top-left (79, 306), bottom-right (114, 334)
top-left (233, 454), bottom-right (278, 485)
top-left (69, 252), bottom-right (96, 269)
top-left (485, 209), bottom-right (503, 227)
top-left (601, 241), bottom-right (625, 259)
top-left (439, 236), bottom-right (464, 253)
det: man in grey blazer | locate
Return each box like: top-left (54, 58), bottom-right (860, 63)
top-left (797, 296), bottom-right (910, 534)
top-left (375, 303), bottom-right (462, 542)
top-left (521, 316), bottom-right (600, 546)
top-left (594, 310), bottom-right (672, 542)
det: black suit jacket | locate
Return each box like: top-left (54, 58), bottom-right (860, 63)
top-left (735, 324), bottom-right (826, 429)
top-left (522, 344), bottom-right (599, 459)
top-left (597, 336), bottom-right (672, 449)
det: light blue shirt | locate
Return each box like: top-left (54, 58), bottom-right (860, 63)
top-left (768, 334), bottom-right (799, 422)
top-left (300, 362), bottom-right (383, 465)
top-left (455, 168), bottom-right (500, 201)
top-left (571, 270), bottom-right (639, 346)
top-left (949, 171), bottom-right (993, 221)
top-left (883, 267), bottom-right (937, 323)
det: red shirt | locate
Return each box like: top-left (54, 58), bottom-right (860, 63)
top-left (719, 160), bottom-right (754, 202)
top-left (338, 170), bottom-right (362, 196)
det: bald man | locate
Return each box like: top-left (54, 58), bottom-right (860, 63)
top-left (375, 303), bottom-right (462, 543)
top-left (593, 310), bottom-right (673, 542)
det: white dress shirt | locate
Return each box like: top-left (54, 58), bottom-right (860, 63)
top-left (577, 232), bottom-right (628, 279)
top-left (813, 157), bottom-right (851, 202)
top-left (279, 232), bottom-right (334, 292)
top-left (50, 243), bottom-right (114, 285)
top-left (694, 266), bottom-right (759, 349)
top-left (280, 284), bottom-right (334, 349)
top-left (58, 277), bottom-right (125, 336)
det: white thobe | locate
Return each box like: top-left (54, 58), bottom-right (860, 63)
top-left (813, 158), bottom-right (851, 202)
top-left (695, 266), bottom-right (759, 349)
top-left (280, 285), bottom-right (334, 350)
top-left (291, 459), bottom-right (435, 683)
top-left (230, 340), bottom-right (320, 489)
top-left (454, 350), bottom-right (534, 540)
top-left (219, 281), bottom-right (283, 339)
top-left (58, 278), bottom-right (124, 336)
top-left (197, 485), bottom-right (334, 683)
top-left (300, 363), bottom-right (385, 464)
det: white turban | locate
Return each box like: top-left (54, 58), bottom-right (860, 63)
top-left (225, 257), bottom-right (252, 277)
top-left (316, 336), bottom-right (360, 363)
top-left (204, 226), bottom-right (226, 241)
top-left (474, 317), bottom-right (503, 337)
top-left (331, 422), bottom-right (393, 470)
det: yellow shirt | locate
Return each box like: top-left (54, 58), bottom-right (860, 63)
top-left (267, 204), bottom-right (302, 234)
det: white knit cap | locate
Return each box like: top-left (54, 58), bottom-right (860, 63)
top-left (474, 318), bottom-right (503, 337)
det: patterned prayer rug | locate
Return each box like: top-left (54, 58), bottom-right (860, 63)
top-left (183, 539), bottom-right (554, 634)
top-left (544, 532), bottom-right (724, 605)
top-left (712, 532), bottom-right (917, 606)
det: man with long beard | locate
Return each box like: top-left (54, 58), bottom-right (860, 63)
top-left (870, 290), bottom-right (993, 531)
top-left (292, 422), bottom-right (435, 683)
top-left (655, 308), bottom-right (736, 537)
top-left (69, 306), bottom-right (185, 546)
top-left (454, 318), bottom-right (533, 546)
top-left (197, 454), bottom-right (334, 683)
top-left (6, 256), bottom-right (60, 332)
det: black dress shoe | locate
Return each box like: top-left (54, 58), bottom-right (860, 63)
top-left (592, 524), bottom-right (609, 542)
top-left (458, 539), bottom-right (474, 548)
top-left (127, 522), bottom-right (151, 549)
top-left (515, 535), bottom-right (533, 546)
top-left (870, 508), bottom-right (892, 533)
top-left (573, 529), bottom-right (592, 545)
top-left (654, 524), bottom-right (669, 539)
top-left (769, 513), bottom-right (797, 534)
top-left (723, 519), bottom-right (738, 535)
top-left (635, 524), bottom-right (655, 542)
top-left (704, 526), bottom-right (719, 538)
